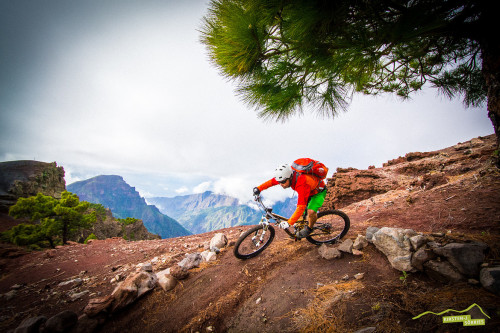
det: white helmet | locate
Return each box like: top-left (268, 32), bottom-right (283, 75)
top-left (274, 164), bottom-right (293, 182)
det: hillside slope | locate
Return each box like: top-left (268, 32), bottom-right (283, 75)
top-left (0, 135), bottom-right (499, 332)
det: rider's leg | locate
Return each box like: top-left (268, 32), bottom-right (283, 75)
top-left (308, 209), bottom-right (317, 228)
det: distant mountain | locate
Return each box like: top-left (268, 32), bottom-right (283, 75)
top-left (149, 191), bottom-right (297, 234)
top-left (67, 175), bottom-right (190, 239)
top-left (148, 191), bottom-right (239, 219)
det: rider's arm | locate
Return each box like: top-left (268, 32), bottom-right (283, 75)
top-left (257, 178), bottom-right (279, 192)
top-left (288, 180), bottom-right (311, 225)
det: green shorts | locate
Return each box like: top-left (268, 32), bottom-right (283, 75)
top-left (307, 190), bottom-right (327, 212)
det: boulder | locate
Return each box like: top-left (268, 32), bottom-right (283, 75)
top-left (411, 247), bottom-right (436, 271)
top-left (371, 227), bottom-right (415, 272)
top-left (431, 242), bottom-right (488, 277)
top-left (42, 310), bottom-right (78, 333)
top-left (110, 271), bottom-right (158, 312)
top-left (14, 315), bottom-right (47, 333)
top-left (178, 253), bottom-right (203, 270)
top-left (318, 244), bottom-right (342, 260)
top-left (84, 295), bottom-right (114, 317)
top-left (210, 233), bottom-right (228, 250)
top-left (409, 235), bottom-right (427, 250)
top-left (480, 267), bottom-right (500, 295)
top-left (365, 227), bottom-right (380, 242)
top-left (424, 260), bottom-right (464, 283)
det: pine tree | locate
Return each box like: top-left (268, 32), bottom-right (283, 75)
top-left (200, 0), bottom-right (500, 161)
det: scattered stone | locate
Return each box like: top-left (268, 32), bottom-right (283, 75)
top-left (353, 235), bottom-right (368, 250)
top-left (11, 284), bottom-right (23, 290)
top-left (14, 315), bottom-right (47, 333)
top-left (210, 233), bottom-right (228, 250)
top-left (170, 266), bottom-right (189, 280)
top-left (178, 253), bottom-right (203, 270)
top-left (354, 273), bottom-right (365, 280)
top-left (201, 250), bottom-right (217, 262)
top-left (256, 297), bottom-right (262, 304)
top-left (58, 278), bottom-right (83, 288)
top-left (480, 267), bottom-right (500, 295)
top-left (110, 271), bottom-right (158, 312)
top-left (3, 289), bottom-right (17, 300)
top-left (342, 274), bottom-right (349, 281)
top-left (69, 290), bottom-right (89, 301)
top-left (353, 327), bottom-right (376, 333)
top-left (42, 310), bottom-right (78, 333)
top-left (318, 244), bottom-right (342, 260)
top-left (156, 268), bottom-right (178, 291)
top-left (352, 249), bottom-right (363, 256)
top-left (136, 262), bottom-right (153, 272)
top-left (338, 239), bottom-right (354, 253)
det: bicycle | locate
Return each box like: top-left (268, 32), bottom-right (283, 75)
top-left (233, 194), bottom-right (350, 259)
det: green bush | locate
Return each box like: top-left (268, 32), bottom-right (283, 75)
top-left (84, 233), bottom-right (98, 244)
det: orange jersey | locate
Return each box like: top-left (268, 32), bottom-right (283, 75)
top-left (257, 173), bottom-right (325, 225)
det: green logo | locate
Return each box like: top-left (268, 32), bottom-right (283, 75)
top-left (413, 303), bottom-right (490, 327)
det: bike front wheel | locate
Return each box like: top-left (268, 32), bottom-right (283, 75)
top-left (234, 224), bottom-right (275, 259)
top-left (306, 210), bottom-right (350, 245)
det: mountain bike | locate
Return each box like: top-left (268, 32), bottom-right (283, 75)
top-left (233, 195), bottom-right (350, 259)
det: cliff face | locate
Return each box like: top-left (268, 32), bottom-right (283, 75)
top-left (0, 161), bottom-right (65, 212)
top-left (324, 135), bottom-right (497, 210)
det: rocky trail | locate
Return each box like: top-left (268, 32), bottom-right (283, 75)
top-left (1, 135), bottom-right (499, 332)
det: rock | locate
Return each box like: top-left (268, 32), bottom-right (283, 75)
top-left (353, 235), bottom-right (368, 250)
top-left (69, 290), bottom-right (89, 301)
top-left (58, 278), bottom-right (83, 288)
top-left (136, 262), bottom-right (153, 272)
top-left (352, 249), bottom-right (363, 256)
top-left (424, 260), bottom-right (464, 283)
top-left (365, 227), bottom-right (380, 242)
top-left (73, 314), bottom-right (100, 333)
top-left (480, 267), bottom-right (500, 295)
top-left (201, 250), bottom-right (217, 262)
top-left (14, 315), bottom-right (47, 333)
top-left (170, 266), bottom-right (189, 280)
top-left (210, 233), bottom-right (228, 250)
top-left (84, 295), bottom-right (114, 317)
top-left (372, 227), bottom-right (415, 272)
top-left (354, 273), bottom-right (365, 280)
top-left (110, 271), bottom-right (158, 312)
top-left (3, 289), bottom-right (17, 300)
top-left (178, 253), bottom-right (203, 270)
top-left (318, 244), bottom-right (342, 260)
top-left (431, 242), bottom-right (488, 277)
top-left (338, 239), bottom-right (354, 253)
top-left (42, 310), bottom-right (78, 333)
top-left (409, 235), bottom-right (427, 250)
top-left (156, 269), bottom-right (178, 291)
top-left (411, 247), bottom-right (436, 271)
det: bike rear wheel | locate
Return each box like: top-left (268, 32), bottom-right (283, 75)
top-left (234, 224), bottom-right (275, 259)
top-left (306, 210), bottom-right (350, 245)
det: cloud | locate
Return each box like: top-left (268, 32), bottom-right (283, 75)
top-left (193, 181), bottom-right (212, 193)
top-left (175, 186), bottom-right (189, 194)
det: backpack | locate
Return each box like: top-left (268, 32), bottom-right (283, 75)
top-left (291, 158), bottom-right (329, 180)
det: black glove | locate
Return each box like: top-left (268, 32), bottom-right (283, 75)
top-left (253, 187), bottom-right (261, 195)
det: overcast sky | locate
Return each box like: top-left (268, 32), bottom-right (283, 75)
top-left (0, 0), bottom-right (494, 204)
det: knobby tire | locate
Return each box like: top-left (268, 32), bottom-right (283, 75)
top-left (306, 210), bottom-right (350, 245)
top-left (234, 224), bottom-right (275, 260)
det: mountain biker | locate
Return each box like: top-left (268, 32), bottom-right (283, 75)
top-left (253, 163), bottom-right (327, 238)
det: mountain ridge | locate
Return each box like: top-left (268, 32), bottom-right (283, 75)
top-left (67, 175), bottom-right (190, 238)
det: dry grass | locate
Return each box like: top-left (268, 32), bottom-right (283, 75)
top-left (292, 280), bottom-right (364, 333)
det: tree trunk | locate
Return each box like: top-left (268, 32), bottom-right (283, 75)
top-left (62, 222), bottom-right (68, 245)
top-left (480, 3), bottom-right (500, 167)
